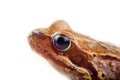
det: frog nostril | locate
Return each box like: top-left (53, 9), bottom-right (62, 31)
top-left (37, 32), bottom-right (45, 39)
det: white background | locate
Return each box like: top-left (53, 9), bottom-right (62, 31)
top-left (0, 0), bottom-right (120, 80)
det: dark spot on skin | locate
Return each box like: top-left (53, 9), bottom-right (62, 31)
top-left (102, 73), bottom-right (105, 78)
top-left (93, 54), bottom-right (96, 57)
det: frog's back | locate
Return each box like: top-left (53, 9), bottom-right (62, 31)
top-left (72, 27), bottom-right (120, 80)
top-left (74, 31), bottom-right (120, 57)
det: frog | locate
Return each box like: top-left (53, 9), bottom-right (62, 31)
top-left (28, 20), bottom-right (120, 80)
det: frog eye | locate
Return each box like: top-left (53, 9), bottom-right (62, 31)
top-left (52, 34), bottom-right (72, 52)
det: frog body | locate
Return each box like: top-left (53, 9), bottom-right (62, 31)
top-left (28, 20), bottom-right (120, 80)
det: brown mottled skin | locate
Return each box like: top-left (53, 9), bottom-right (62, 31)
top-left (28, 20), bottom-right (120, 80)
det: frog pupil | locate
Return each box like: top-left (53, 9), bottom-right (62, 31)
top-left (53, 34), bottom-right (71, 51)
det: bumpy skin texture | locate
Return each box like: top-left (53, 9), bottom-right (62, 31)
top-left (28, 20), bottom-right (120, 80)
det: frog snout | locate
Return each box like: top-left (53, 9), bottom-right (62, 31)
top-left (28, 29), bottom-right (46, 40)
